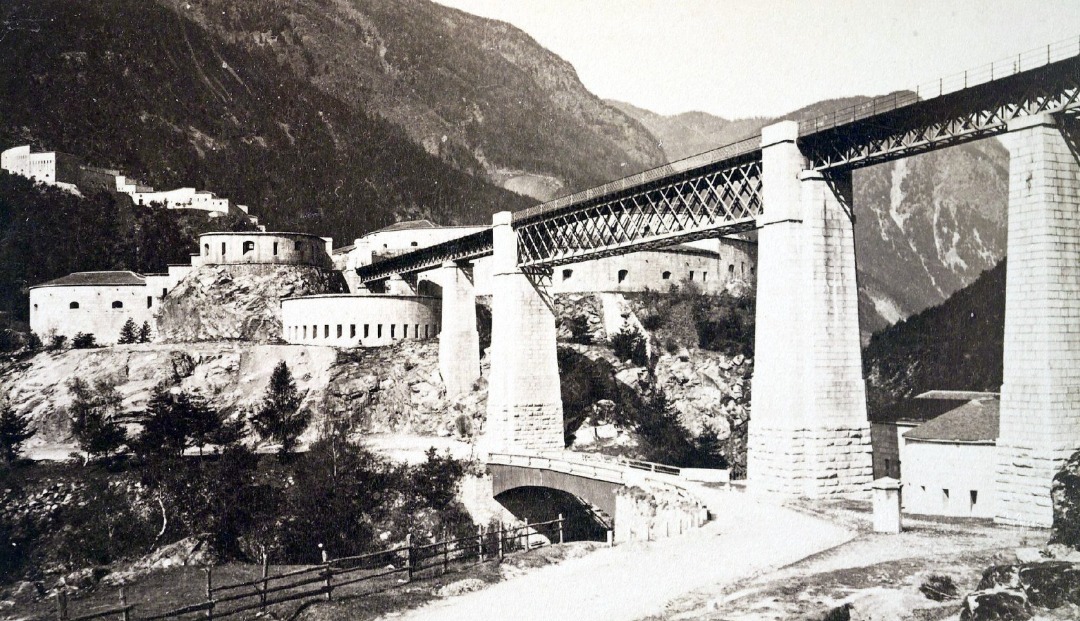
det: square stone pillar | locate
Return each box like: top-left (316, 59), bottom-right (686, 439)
top-left (872, 477), bottom-right (902, 534)
top-left (484, 211), bottom-right (564, 452)
top-left (749, 121), bottom-right (872, 497)
top-left (995, 114), bottom-right (1080, 527)
top-left (438, 261), bottom-right (481, 398)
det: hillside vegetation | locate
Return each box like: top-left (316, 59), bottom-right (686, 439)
top-left (0, 0), bottom-right (530, 245)
top-left (0, 173), bottom-right (256, 321)
top-left (863, 260), bottom-right (1006, 413)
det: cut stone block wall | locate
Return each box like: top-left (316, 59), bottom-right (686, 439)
top-left (439, 261), bottom-right (481, 397)
top-left (749, 121), bottom-right (872, 497)
top-left (995, 114), bottom-right (1080, 527)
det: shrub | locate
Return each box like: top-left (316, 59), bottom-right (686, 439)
top-left (26, 332), bottom-right (41, 352)
top-left (919, 574), bottom-right (958, 601)
top-left (0, 402), bottom-right (34, 465)
top-left (640, 310), bottom-right (665, 331)
top-left (49, 478), bottom-right (157, 569)
top-left (48, 333), bottom-right (67, 351)
top-left (610, 324), bottom-right (647, 366)
top-left (564, 315), bottom-right (593, 345)
top-left (72, 332), bottom-right (97, 349)
top-left (67, 378), bottom-right (126, 462)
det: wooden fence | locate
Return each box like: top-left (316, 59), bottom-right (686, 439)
top-left (54, 517), bottom-right (566, 621)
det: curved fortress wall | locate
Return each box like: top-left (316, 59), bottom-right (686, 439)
top-left (281, 295), bottom-right (440, 347)
top-left (29, 272), bottom-right (155, 344)
top-left (194, 232), bottom-right (333, 269)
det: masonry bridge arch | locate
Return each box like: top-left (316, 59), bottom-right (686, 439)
top-left (356, 40), bottom-right (1080, 527)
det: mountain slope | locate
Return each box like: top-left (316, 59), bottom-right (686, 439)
top-left (163, 0), bottom-right (666, 201)
top-left (611, 100), bottom-right (1008, 334)
top-left (0, 0), bottom-right (531, 244)
top-left (863, 260), bottom-right (1006, 412)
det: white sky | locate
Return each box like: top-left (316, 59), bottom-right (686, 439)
top-left (432, 0), bottom-right (1080, 119)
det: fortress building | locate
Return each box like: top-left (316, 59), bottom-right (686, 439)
top-left (29, 271), bottom-right (160, 344)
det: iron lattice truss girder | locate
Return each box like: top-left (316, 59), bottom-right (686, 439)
top-left (356, 228), bottom-right (492, 284)
top-left (801, 56), bottom-right (1080, 170)
top-left (515, 156), bottom-right (763, 268)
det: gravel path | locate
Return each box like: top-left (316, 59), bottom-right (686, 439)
top-left (377, 487), bottom-right (856, 621)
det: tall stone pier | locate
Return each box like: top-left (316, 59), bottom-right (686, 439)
top-left (748, 120), bottom-right (872, 496)
top-left (484, 211), bottom-right (564, 452)
top-left (995, 114), bottom-right (1080, 527)
top-left (438, 261), bottom-right (481, 397)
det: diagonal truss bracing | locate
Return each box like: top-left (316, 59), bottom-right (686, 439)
top-left (514, 156), bottom-right (763, 268)
top-left (356, 229), bottom-right (492, 284)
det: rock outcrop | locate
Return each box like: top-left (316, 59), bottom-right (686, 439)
top-left (155, 265), bottom-right (346, 343)
top-left (960, 561), bottom-right (1080, 620)
top-left (1052, 449), bottom-right (1080, 549)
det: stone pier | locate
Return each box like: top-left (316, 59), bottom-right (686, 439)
top-left (484, 211), bottom-right (564, 451)
top-left (748, 121), bottom-right (872, 496)
top-left (995, 114), bottom-right (1080, 527)
top-left (438, 261), bottom-right (481, 397)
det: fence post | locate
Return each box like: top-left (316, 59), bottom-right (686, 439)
top-left (523, 518), bottom-right (529, 552)
top-left (260, 551), bottom-right (269, 612)
top-left (204, 567), bottom-right (213, 621)
top-left (497, 522), bottom-right (504, 561)
top-left (119, 586), bottom-right (129, 621)
top-left (558, 514), bottom-right (564, 545)
top-left (320, 546), bottom-right (332, 601)
top-left (478, 525), bottom-right (484, 563)
top-left (607, 530), bottom-right (614, 547)
top-left (55, 586), bottom-right (68, 621)
top-left (442, 536), bottom-right (449, 575)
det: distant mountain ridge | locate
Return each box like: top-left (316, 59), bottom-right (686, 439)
top-left (609, 98), bottom-right (1008, 334)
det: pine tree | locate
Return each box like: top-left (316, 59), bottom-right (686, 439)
top-left (0, 401), bottom-right (34, 465)
top-left (67, 378), bottom-right (126, 463)
top-left (118, 319), bottom-right (138, 344)
top-left (252, 361), bottom-right (311, 462)
top-left (137, 321), bottom-right (152, 343)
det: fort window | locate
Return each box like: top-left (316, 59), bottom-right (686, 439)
top-left (410, 241), bottom-right (418, 247)
top-left (324, 325), bottom-right (329, 338)
top-left (415, 324), bottom-right (419, 338)
top-left (728, 264), bottom-right (735, 276)
top-left (970, 490), bottom-right (979, 508)
top-left (425, 325), bottom-right (429, 338)
top-left (350, 325), bottom-right (356, 338)
top-left (221, 242), bottom-right (226, 256)
top-left (942, 488), bottom-right (950, 507)
top-left (741, 261), bottom-right (745, 274)
top-left (112, 301), bottom-right (123, 309)
top-left (562, 269), bottom-right (573, 281)
top-left (617, 269), bottom-right (628, 283)
top-left (147, 296), bottom-right (153, 308)
top-left (702, 271), bottom-right (708, 282)
top-left (364, 324), bottom-right (370, 338)
top-left (391, 325), bottom-right (396, 339)
top-left (377, 324), bottom-right (383, 338)
top-left (303, 326), bottom-right (308, 339)
top-left (243, 240), bottom-right (255, 255)
top-left (204, 244), bottom-right (209, 255)
top-left (162, 288), bottom-right (168, 297)
top-left (69, 301), bottom-right (79, 309)
top-left (295, 241), bottom-right (303, 252)
top-left (403, 325), bottom-right (408, 338)
top-left (662, 271), bottom-right (671, 280)
top-left (273, 242), bottom-right (279, 256)
top-left (689, 270), bottom-right (695, 281)
top-left (336, 325), bottom-right (342, 338)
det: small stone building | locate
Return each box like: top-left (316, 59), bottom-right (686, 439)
top-left (29, 271), bottom-right (159, 344)
top-left (899, 395), bottom-right (1000, 518)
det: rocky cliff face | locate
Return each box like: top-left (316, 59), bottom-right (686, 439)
top-left (155, 265), bottom-right (346, 342)
top-left (163, 0), bottom-right (666, 201)
top-left (611, 100), bottom-right (1008, 336)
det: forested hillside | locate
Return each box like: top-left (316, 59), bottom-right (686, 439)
top-left (0, 173), bottom-right (256, 321)
top-left (0, 0), bottom-right (531, 245)
top-left (863, 260), bottom-right (1006, 412)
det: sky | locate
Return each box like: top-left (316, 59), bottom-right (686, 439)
top-left (432, 0), bottom-right (1080, 119)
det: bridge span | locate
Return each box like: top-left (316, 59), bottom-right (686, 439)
top-left (363, 37), bottom-right (1080, 527)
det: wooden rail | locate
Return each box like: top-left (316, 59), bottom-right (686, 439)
top-left (54, 518), bottom-right (565, 621)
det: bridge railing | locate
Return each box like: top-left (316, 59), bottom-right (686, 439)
top-left (800, 35), bottom-right (1080, 135)
top-left (488, 452), bottom-right (628, 484)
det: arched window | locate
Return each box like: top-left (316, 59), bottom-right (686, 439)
top-left (562, 269), bottom-right (573, 281)
top-left (617, 269), bottom-right (629, 283)
top-left (112, 301), bottom-right (123, 309)
top-left (410, 241), bottom-right (418, 247)
top-left (243, 240), bottom-right (255, 255)
top-left (728, 264), bottom-right (735, 275)
top-left (662, 271), bottom-right (671, 280)
top-left (69, 301), bottom-right (79, 309)
top-left (204, 244), bottom-right (209, 255)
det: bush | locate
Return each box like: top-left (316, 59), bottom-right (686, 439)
top-left (26, 332), bottom-right (41, 352)
top-left (48, 333), bottom-right (67, 351)
top-left (0, 402), bottom-right (34, 466)
top-left (919, 574), bottom-right (959, 601)
top-left (610, 325), bottom-right (647, 366)
top-left (67, 378), bottom-right (126, 462)
top-left (563, 315), bottom-right (593, 345)
top-left (72, 332), bottom-right (97, 349)
top-left (640, 310), bottom-right (665, 331)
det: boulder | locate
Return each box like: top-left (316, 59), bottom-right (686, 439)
top-left (433, 578), bottom-right (486, 597)
top-left (7, 581), bottom-right (41, 604)
top-left (1051, 449), bottom-right (1080, 549)
top-left (960, 589), bottom-right (1031, 621)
